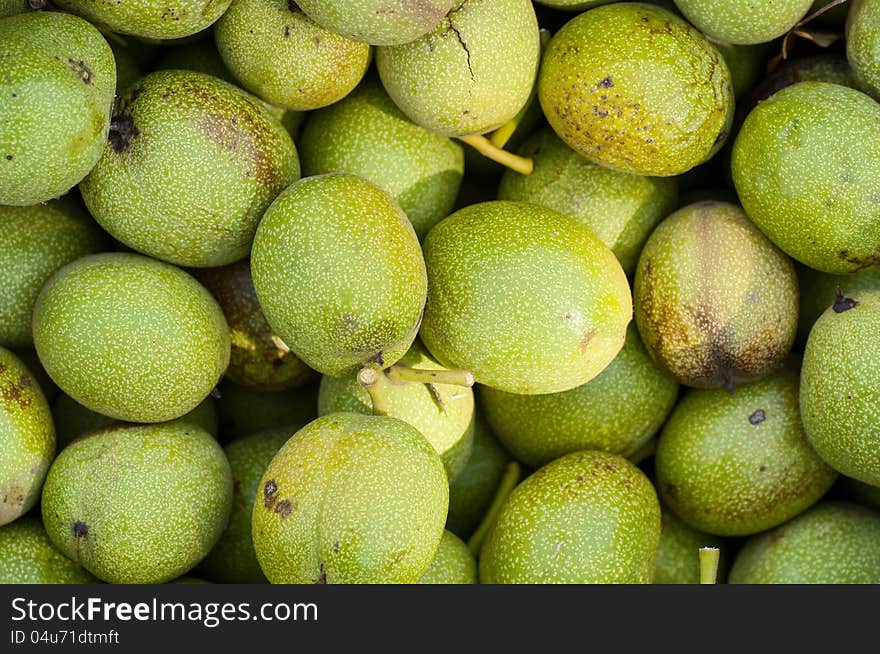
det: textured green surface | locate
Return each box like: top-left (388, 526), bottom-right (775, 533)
top-left (479, 451), bottom-right (661, 583)
top-left (252, 174), bottom-right (427, 378)
top-left (0, 202), bottom-right (107, 348)
top-left (674, 0), bottom-right (813, 45)
top-left (653, 507), bottom-right (725, 584)
top-left (421, 201), bottom-right (632, 395)
top-left (729, 502), bottom-right (880, 584)
top-left (376, 0), bottom-right (540, 136)
top-left (199, 428), bottom-right (289, 583)
top-left (319, 341), bottom-right (474, 480)
top-left (300, 78), bottom-right (464, 240)
top-left (215, 0), bottom-right (371, 111)
top-left (0, 517), bottom-right (97, 584)
top-left (498, 129), bottom-right (678, 275)
top-left (849, 0), bottom-right (880, 99)
top-left (656, 368), bottom-right (836, 536)
top-left (480, 324), bottom-right (678, 468)
top-left (418, 530), bottom-right (476, 584)
top-left (0, 348), bottom-right (55, 526)
top-left (801, 290), bottom-right (880, 485)
top-left (297, 0), bottom-right (455, 45)
top-left (0, 12), bottom-right (115, 206)
top-left (193, 261), bottom-right (316, 390)
top-left (53, 0), bottom-right (232, 40)
top-left (446, 414), bottom-right (510, 538)
top-left (80, 70), bottom-right (299, 268)
top-left (796, 265), bottom-right (880, 346)
top-left (252, 413), bottom-right (448, 584)
top-left (32, 252), bottom-right (230, 423)
top-left (733, 82), bottom-right (880, 274)
top-left (634, 201), bottom-right (798, 389)
top-left (215, 381), bottom-right (317, 441)
top-left (53, 393), bottom-right (218, 449)
top-left (41, 422), bottom-right (233, 584)
top-left (538, 3), bottom-right (732, 177)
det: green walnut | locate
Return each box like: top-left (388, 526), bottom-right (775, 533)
top-left (215, 0), bottom-right (371, 111)
top-left (729, 502), bottom-right (880, 584)
top-left (80, 70), bottom-right (300, 268)
top-left (634, 201), bottom-right (798, 390)
top-left (41, 422), bottom-right (233, 584)
top-left (479, 451), bottom-right (661, 583)
top-left (538, 3), bottom-right (733, 177)
top-left (53, 0), bottom-right (233, 40)
top-left (800, 290), bottom-right (880, 486)
top-left (0, 348), bottom-right (55, 526)
top-left (251, 174), bottom-right (427, 378)
top-left (32, 253), bottom-right (230, 424)
top-left (296, 0), bottom-right (456, 46)
top-left (299, 77), bottom-right (464, 240)
top-left (674, 0), bottom-right (814, 45)
top-left (655, 368), bottom-right (837, 537)
top-left (498, 128), bottom-right (678, 275)
top-left (421, 201), bottom-right (632, 395)
top-left (376, 0), bottom-right (540, 136)
top-left (479, 324), bottom-right (678, 468)
top-left (732, 81), bottom-right (880, 274)
top-left (0, 12), bottom-right (115, 206)
top-left (252, 413), bottom-right (448, 584)
top-left (0, 202), bottom-right (107, 348)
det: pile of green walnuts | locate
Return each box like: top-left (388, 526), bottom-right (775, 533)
top-left (1, 0), bottom-right (879, 585)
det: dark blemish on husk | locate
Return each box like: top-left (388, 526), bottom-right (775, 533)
top-left (759, 465), bottom-right (767, 472)
top-left (67, 59), bottom-right (92, 85)
top-left (832, 287), bottom-right (858, 313)
top-left (315, 563), bottom-right (326, 584)
top-left (578, 329), bottom-right (597, 352)
top-left (108, 114), bottom-right (139, 153)
top-left (287, 0), bottom-right (300, 11)
top-left (274, 499), bottom-right (292, 518)
top-left (665, 483), bottom-right (679, 500)
top-left (5, 155), bottom-right (11, 161)
top-left (73, 521), bottom-right (88, 539)
top-left (333, 541), bottom-right (340, 554)
top-left (284, 25), bottom-right (291, 37)
top-left (749, 409), bottom-right (766, 425)
top-left (0, 374), bottom-right (32, 409)
top-left (263, 479), bottom-right (278, 509)
top-left (598, 77), bottom-right (614, 88)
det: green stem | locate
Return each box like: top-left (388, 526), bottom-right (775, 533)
top-left (357, 367), bottom-right (388, 417)
top-left (457, 135), bottom-right (534, 175)
top-left (467, 461), bottom-right (522, 556)
top-left (384, 364), bottom-right (474, 388)
top-left (699, 547), bottom-right (720, 585)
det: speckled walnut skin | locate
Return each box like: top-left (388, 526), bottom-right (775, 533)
top-left (538, 3), bottom-right (733, 177)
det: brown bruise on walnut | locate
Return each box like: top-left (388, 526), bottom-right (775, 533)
top-left (637, 203), bottom-right (795, 390)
